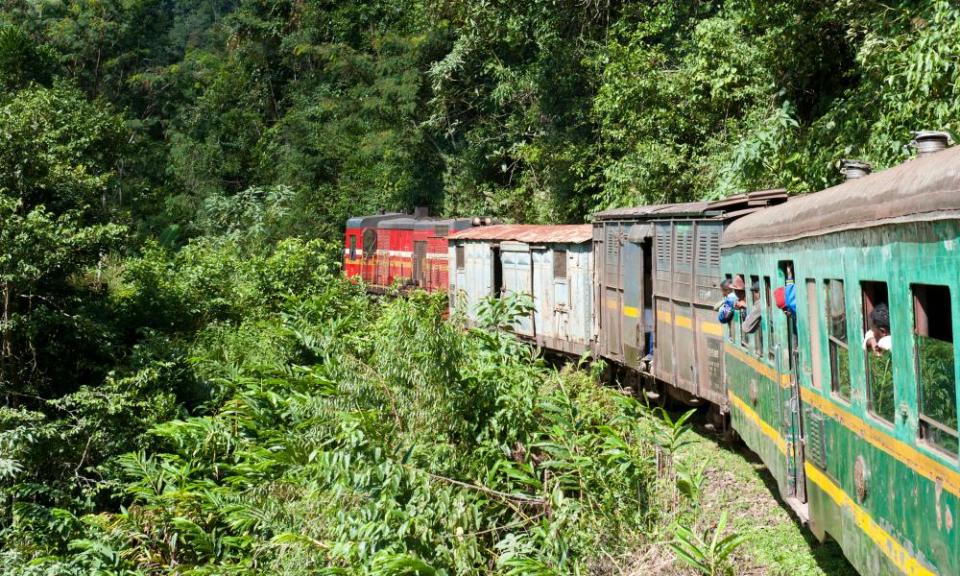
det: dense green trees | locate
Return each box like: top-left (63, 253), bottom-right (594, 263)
top-left (0, 0), bottom-right (958, 573)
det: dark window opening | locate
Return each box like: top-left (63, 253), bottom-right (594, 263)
top-left (725, 273), bottom-right (734, 341)
top-left (826, 279), bottom-right (851, 400)
top-left (862, 281), bottom-right (893, 423)
top-left (554, 249), bottom-right (567, 279)
top-left (779, 261), bottom-right (798, 372)
top-left (349, 235), bottom-right (357, 260)
top-left (455, 245), bottom-right (465, 270)
top-left (492, 247), bottom-right (503, 299)
top-left (764, 276), bottom-right (776, 362)
top-left (913, 284), bottom-right (957, 455)
top-left (806, 279), bottom-right (822, 389)
top-left (738, 273), bottom-right (748, 348)
top-left (751, 275), bottom-right (763, 357)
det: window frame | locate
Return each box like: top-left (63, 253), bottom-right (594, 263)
top-left (751, 274), bottom-right (763, 357)
top-left (911, 283), bottom-right (958, 457)
top-left (554, 249), bottom-right (568, 279)
top-left (764, 276), bottom-right (776, 363)
top-left (861, 281), bottom-right (894, 426)
top-left (455, 245), bottom-right (465, 270)
top-left (805, 279), bottom-right (823, 390)
top-left (349, 235), bottom-right (357, 260)
top-left (725, 273), bottom-right (735, 342)
top-left (738, 272), bottom-right (748, 349)
top-left (825, 278), bottom-right (851, 402)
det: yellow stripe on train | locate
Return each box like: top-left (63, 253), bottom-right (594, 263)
top-left (804, 464), bottom-right (936, 576)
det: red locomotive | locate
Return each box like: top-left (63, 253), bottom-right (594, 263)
top-left (344, 211), bottom-right (486, 293)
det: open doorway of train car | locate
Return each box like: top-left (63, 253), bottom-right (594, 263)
top-left (492, 246), bottom-right (503, 298)
top-left (779, 260), bottom-right (807, 505)
top-left (643, 238), bottom-right (653, 361)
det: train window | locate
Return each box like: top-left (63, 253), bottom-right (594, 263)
top-left (349, 235), bottom-right (357, 260)
top-left (806, 279), bottom-right (822, 389)
top-left (862, 281), bottom-right (893, 424)
top-left (725, 273), bottom-right (734, 341)
top-left (826, 279), bottom-right (851, 400)
top-left (764, 276), bottom-right (776, 362)
top-left (554, 250), bottom-right (567, 279)
top-left (739, 273), bottom-right (748, 348)
top-left (751, 275), bottom-right (763, 357)
top-left (456, 245), bottom-right (465, 270)
top-left (913, 284), bottom-right (958, 455)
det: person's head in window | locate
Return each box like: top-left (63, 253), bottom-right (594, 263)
top-left (863, 302), bottom-right (891, 355)
top-left (731, 275), bottom-right (747, 309)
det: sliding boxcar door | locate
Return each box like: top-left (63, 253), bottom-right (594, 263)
top-left (622, 227), bottom-right (646, 368)
top-left (601, 223), bottom-right (623, 360)
top-left (654, 221), bottom-right (674, 385)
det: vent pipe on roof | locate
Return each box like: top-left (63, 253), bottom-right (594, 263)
top-left (840, 159), bottom-right (872, 181)
top-left (913, 131), bottom-right (951, 157)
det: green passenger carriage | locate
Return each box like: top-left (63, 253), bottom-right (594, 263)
top-left (721, 142), bottom-right (960, 575)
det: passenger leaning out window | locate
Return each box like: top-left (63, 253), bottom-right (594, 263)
top-left (774, 280), bottom-right (797, 317)
top-left (863, 303), bottom-right (891, 355)
top-left (717, 278), bottom-right (736, 324)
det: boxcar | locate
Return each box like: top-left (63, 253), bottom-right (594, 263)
top-left (722, 144), bottom-right (960, 575)
top-left (592, 193), bottom-right (785, 406)
top-left (448, 225), bottom-right (594, 354)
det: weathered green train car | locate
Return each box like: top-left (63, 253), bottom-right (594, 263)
top-left (722, 140), bottom-right (960, 575)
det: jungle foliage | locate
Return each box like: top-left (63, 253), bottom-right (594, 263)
top-left (0, 0), bottom-right (958, 573)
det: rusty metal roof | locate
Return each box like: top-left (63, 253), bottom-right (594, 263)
top-left (449, 224), bottom-right (593, 244)
top-left (722, 146), bottom-right (960, 247)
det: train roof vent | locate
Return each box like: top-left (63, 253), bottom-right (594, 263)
top-left (913, 130), bottom-right (951, 157)
top-left (413, 206), bottom-right (430, 218)
top-left (840, 159), bottom-right (872, 181)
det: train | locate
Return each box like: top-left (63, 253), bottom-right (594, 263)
top-left (345, 131), bottom-right (959, 576)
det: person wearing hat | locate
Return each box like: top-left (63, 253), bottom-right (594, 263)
top-left (742, 279), bottom-right (763, 334)
top-left (731, 275), bottom-right (748, 312)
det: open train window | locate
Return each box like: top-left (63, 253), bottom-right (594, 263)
top-left (826, 279), bottom-right (851, 401)
top-left (554, 249), bottom-right (567, 279)
top-left (862, 281), bottom-right (893, 424)
top-left (751, 275), bottom-right (763, 357)
top-left (805, 279), bottom-right (823, 389)
top-left (725, 273), bottom-right (734, 341)
top-left (913, 284), bottom-right (958, 455)
top-left (349, 235), bottom-right (357, 260)
top-left (764, 276), bottom-right (776, 362)
top-left (738, 273), bottom-right (748, 348)
top-left (455, 245), bottom-right (465, 270)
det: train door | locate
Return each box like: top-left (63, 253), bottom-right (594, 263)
top-left (653, 222), bottom-right (674, 383)
top-left (500, 242), bottom-right (533, 337)
top-left (601, 222), bottom-right (623, 361)
top-left (672, 221), bottom-right (696, 391)
top-left (777, 260), bottom-right (807, 503)
top-left (621, 225), bottom-right (646, 368)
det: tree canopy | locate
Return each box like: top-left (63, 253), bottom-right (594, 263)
top-left (0, 1), bottom-right (956, 574)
